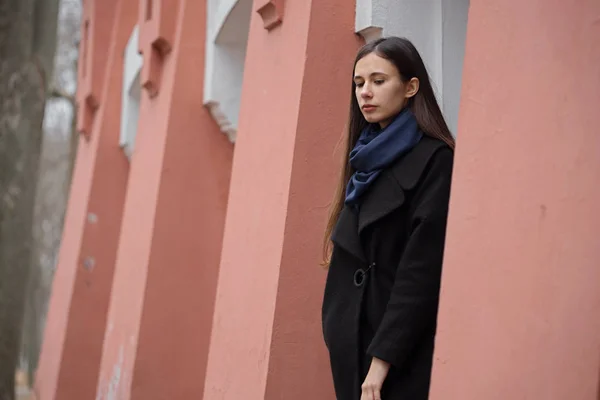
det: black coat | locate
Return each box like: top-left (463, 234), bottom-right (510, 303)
top-left (322, 137), bottom-right (453, 400)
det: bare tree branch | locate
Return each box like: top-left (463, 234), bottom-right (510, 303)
top-left (49, 86), bottom-right (75, 104)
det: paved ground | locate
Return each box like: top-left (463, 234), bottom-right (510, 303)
top-left (17, 388), bottom-right (31, 400)
top-left (15, 369), bottom-right (32, 400)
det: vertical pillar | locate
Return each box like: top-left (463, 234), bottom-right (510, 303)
top-left (34, 0), bottom-right (136, 399)
top-left (94, 0), bottom-right (233, 398)
top-left (202, 1), bottom-right (360, 399)
top-left (76, 0), bottom-right (119, 137)
top-left (430, 1), bottom-right (600, 399)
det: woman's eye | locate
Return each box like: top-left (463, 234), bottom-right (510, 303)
top-left (355, 82), bottom-right (364, 88)
top-left (374, 80), bottom-right (385, 85)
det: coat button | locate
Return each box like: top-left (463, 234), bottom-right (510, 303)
top-left (353, 269), bottom-right (365, 287)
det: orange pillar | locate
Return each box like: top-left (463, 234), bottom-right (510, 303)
top-left (34, 1), bottom-right (136, 399)
top-left (94, 0), bottom-right (232, 399)
top-left (430, 1), bottom-right (600, 399)
top-left (202, 1), bottom-right (360, 399)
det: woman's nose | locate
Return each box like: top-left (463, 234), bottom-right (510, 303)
top-left (361, 87), bottom-right (373, 99)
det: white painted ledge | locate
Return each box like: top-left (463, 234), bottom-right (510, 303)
top-left (355, 0), bottom-right (386, 42)
top-left (204, 0), bottom-right (252, 143)
top-left (120, 25), bottom-right (143, 159)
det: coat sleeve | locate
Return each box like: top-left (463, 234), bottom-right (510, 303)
top-left (366, 147), bottom-right (454, 367)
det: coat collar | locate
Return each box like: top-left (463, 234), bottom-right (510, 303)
top-left (331, 137), bottom-right (448, 261)
top-left (358, 137), bottom-right (447, 234)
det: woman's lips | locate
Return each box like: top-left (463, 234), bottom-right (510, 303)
top-left (362, 105), bottom-right (377, 112)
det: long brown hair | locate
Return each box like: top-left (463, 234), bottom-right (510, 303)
top-left (322, 36), bottom-right (456, 267)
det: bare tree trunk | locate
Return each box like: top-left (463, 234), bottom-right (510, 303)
top-left (0, 0), bottom-right (60, 398)
top-left (19, 0), bottom-right (80, 389)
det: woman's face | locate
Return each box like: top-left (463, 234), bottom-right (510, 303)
top-left (353, 52), bottom-right (418, 129)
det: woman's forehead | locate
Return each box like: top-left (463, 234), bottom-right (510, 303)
top-left (354, 53), bottom-right (398, 77)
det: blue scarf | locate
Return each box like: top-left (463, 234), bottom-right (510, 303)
top-left (345, 108), bottom-right (423, 207)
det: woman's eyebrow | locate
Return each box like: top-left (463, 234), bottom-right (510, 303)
top-left (353, 72), bottom-right (389, 80)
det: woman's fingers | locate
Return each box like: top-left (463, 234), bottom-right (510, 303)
top-left (360, 388), bottom-right (368, 400)
top-left (373, 386), bottom-right (381, 400)
top-left (360, 385), bottom-right (369, 400)
top-left (361, 382), bottom-right (381, 400)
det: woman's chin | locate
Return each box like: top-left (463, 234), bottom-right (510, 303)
top-left (362, 114), bottom-right (381, 124)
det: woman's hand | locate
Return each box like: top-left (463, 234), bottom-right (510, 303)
top-left (360, 357), bottom-right (391, 400)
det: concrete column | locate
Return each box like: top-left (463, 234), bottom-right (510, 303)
top-left (431, 1), bottom-right (600, 399)
top-left (201, 1), bottom-right (360, 399)
top-left (94, 0), bottom-right (233, 398)
top-left (34, 0), bottom-right (135, 399)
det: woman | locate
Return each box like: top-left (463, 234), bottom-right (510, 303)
top-left (321, 37), bottom-right (455, 400)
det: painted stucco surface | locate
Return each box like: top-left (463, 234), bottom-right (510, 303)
top-left (35, 1), bottom-right (133, 398)
top-left (431, 1), bottom-right (600, 399)
top-left (202, 1), bottom-right (360, 399)
top-left (95, 1), bottom-right (232, 399)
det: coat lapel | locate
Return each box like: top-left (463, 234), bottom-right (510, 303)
top-left (331, 137), bottom-right (448, 260)
top-left (357, 137), bottom-right (447, 235)
top-left (331, 205), bottom-right (367, 262)
top-left (358, 171), bottom-right (405, 235)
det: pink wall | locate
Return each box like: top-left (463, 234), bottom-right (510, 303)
top-left (430, 1), bottom-right (600, 399)
top-left (202, 1), bottom-right (360, 399)
top-left (265, 2), bottom-right (361, 397)
top-left (35, 1), bottom-right (133, 398)
top-left (95, 0), bottom-right (232, 399)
